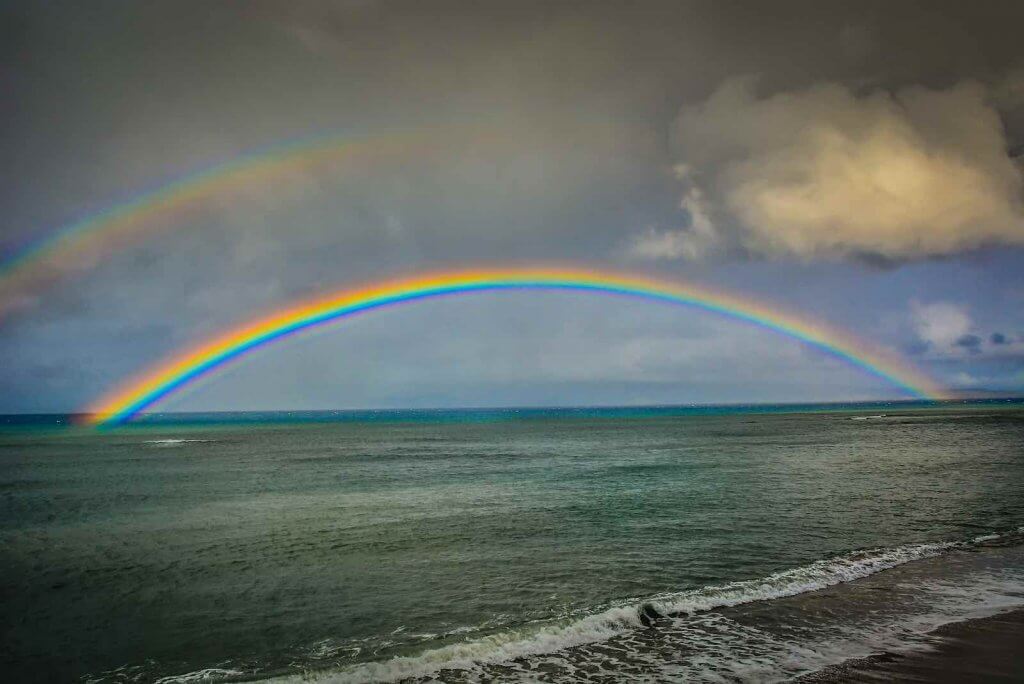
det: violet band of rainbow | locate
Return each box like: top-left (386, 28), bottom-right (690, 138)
top-left (83, 268), bottom-right (947, 425)
top-left (0, 124), bottom-right (457, 316)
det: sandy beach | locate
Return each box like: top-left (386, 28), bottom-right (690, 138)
top-left (800, 607), bottom-right (1024, 683)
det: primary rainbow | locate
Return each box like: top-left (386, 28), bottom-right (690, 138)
top-left (84, 267), bottom-right (948, 425)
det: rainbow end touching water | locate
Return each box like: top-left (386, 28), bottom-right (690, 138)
top-left (83, 267), bottom-right (949, 426)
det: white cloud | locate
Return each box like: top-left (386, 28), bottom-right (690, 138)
top-left (952, 371), bottom-right (981, 387)
top-left (628, 227), bottom-right (695, 260)
top-left (639, 77), bottom-right (1024, 260)
top-left (629, 165), bottom-right (720, 259)
top-left (908, 301), bottom-right (1024, 359)
top-left (911, 301), bottom-right (971, 350)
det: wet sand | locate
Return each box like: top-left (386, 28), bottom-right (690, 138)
top-left (799, 607), bottom-right (1024, 682)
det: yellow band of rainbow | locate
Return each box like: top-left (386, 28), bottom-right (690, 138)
top-left (0, 124), bottom-right (454, 317)
top-left (83, 267), bottom-right (948, 425)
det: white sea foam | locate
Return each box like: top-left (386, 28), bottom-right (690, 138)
top-left (281, 605), bottom-right (643, 683)
top-left (269, 532), bottom-right (1024, 684)
top-left (144, 439), bottom-right (213, 446)
top-left (651, 540), bottom-right (956, 616)
top-left (153, 667), bottom-right (244, 683)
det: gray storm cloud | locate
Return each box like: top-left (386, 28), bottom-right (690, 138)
top-left (4, 1), bottom-right (1024, 410)
top-left (633, 78), bottom-right (1024, 260)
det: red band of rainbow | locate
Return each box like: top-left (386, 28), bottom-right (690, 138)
top-left (83, 267), bottom-right (947, 425)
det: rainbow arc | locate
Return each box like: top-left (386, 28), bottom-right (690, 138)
top-left (84, 267), bottom-right (948, 426)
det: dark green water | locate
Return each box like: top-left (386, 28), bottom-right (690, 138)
top-left (2, 402), bottom-right (1023, 682)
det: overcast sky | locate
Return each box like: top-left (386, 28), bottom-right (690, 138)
top-left (2, 0), bottom-right (1023, 413)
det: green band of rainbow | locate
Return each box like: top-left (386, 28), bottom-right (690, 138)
top-left (0, 125), bottom-right (446, 316)
top-left (84, 267), bottom-right (947, 425)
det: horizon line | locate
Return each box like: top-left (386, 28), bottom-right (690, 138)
top-left (9, 395), bottom-right (1020, 420)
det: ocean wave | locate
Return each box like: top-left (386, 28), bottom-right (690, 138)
top-left (649, 540), bottom-right (957, 616)
top-left (144, 439), bottom-right (214, 446)
top-left (154, 668), bottom-right (244, 683)
top-left (270, 528), bottom-right (1023, 683)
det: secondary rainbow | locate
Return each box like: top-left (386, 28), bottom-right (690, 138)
top-left (0, 125), bottom-right (451, 317)
top-left (84, 267), bottom-right (948, 425)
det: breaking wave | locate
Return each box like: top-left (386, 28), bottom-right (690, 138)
top-left (144, 439), bottom-right (215, 447)
top-left (268, 528), bottom-right (1024, 683)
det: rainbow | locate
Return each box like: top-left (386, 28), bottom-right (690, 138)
top-left (83, 267), bottom-right (948, 425)
top-left (0, 125), bottom-right (449, 318)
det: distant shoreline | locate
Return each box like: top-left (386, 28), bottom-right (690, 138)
top-left (799, 607), bottom-right (1024, 683)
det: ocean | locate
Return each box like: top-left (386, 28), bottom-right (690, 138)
top-left (2, 401), bottom-right (1023, 682)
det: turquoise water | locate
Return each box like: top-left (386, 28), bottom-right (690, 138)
top-left (2, 401), bottom-right (1023, 682)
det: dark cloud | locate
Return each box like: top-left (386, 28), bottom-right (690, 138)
top-left (955, 334), bottom-right (983, 354)
top-left (991, 332), bottom-right (1009, 345)
top-left (2, 1), bottom-right (1024, 410)
top-left (904, 341), bottom-right (931, 357)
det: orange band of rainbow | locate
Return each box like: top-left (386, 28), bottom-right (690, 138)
top-left (83, 267), bottom-right (947, 425)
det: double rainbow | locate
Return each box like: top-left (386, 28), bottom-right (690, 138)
top-left (84, 267), bottom-right (948, 425)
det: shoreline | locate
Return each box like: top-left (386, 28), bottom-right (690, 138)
top-left (798, 607), bottom-right (1024, 683)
